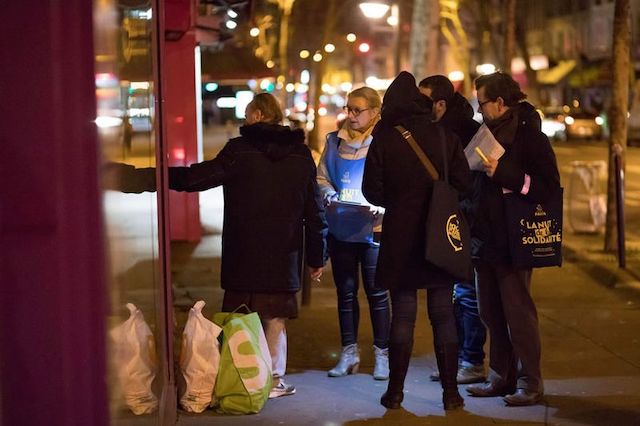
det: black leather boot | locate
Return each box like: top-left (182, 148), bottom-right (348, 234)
top-left (380, 390), bottom-right (404, 409)
top-left (435, 343), bottom-right (464, 411)
top-left (380, 338), bottom-right (413, 409)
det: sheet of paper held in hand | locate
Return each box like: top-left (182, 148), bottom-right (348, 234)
top-left (464, 123), bottom-right (505, 171)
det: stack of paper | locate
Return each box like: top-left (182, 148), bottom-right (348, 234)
top-left (464, 124), bottom-right (505, 171)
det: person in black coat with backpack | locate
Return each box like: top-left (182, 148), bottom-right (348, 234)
top-left (363, 71), bottom-right (472, 411)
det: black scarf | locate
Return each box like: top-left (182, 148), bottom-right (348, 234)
top-left (486, 107), bottom-right (519, 147)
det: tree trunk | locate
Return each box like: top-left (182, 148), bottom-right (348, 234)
top-left (409, 0), bottom-right (427, 76)
top-left (278, 0), bottom-right (295, 80)
top-left (503, 0), bottom-right (516, 72)
top-left (604, 0), bottom-right (630, 252)
top-left (439, 0), bottom-right (471, 95)
top-left (425, 0), bottom-right (441, 76)
top-left (307, 0), bottom-right (337, 152)
top-left (277, 0), bottom-right (295, 106)
top-left (410, 0), bottom-right (439, 77)
top-left (515, 4), bottom-right (539, 104)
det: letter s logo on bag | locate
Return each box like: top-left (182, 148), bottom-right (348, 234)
top-left (228, 330), bottom-right (269, 392)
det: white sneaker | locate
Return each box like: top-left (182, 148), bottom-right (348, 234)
top-left (268, 380), bottom-right (296, 399)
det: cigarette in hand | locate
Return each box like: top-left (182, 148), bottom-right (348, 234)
top-left (475, 147), bottom-right (489, 163)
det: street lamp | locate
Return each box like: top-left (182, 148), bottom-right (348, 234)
top-left (359, 1), bottom-right (390, 19)
top-left (359, 1), bottom-right (400, 77)
top-left (324, 43), bottom-right (336, 53)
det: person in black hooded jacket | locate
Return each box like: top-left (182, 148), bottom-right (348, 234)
top-left (465, 72), bottom-right (560, 407)
top-left (111, 93), bottom-right (328, 399)
top-left (419, 75), bottom-right (487, 385)
top-left (363, 71), bottom-right (472, 411)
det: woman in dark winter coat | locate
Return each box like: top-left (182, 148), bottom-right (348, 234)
top-left (113, 93), bottom-right (328, 399)
top-left (362, 72), bottom-right (472, 410)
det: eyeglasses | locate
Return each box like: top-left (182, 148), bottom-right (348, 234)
top-left (344, 106), bottom-right (370, 117)
top-left (477, 99), bottom-right (493, 109)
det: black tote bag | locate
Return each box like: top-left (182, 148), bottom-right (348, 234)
top-left (503, 188), bottom-right (563, 268)
top-left (395, 126), bottom-right (472, 281)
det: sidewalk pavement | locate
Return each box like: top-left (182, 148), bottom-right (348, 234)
top-left (165, 130), bottom-right (640, 424)
top-left (169, 218), bottom-right (640, 426)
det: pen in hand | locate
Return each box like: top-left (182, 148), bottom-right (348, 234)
top-left (475, 147), bottom-right (489, 163)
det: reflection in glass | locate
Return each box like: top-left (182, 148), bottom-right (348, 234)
top-left (94, 0), bottom-right (163, 421)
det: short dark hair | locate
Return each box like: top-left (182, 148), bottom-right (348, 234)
top-left (418, 75), bottom-right (454, 103)
top-left (474, 71), bottom-right (526, 107)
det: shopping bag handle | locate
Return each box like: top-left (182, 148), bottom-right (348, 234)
top-left (219, 304), bottom-right (253, 325)
top-left (230, 304), bottom-right (252, 315)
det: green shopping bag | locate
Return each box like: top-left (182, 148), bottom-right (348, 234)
top-left (212, 305), bottom-right (273, 415)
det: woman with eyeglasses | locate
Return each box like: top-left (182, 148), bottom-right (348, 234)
top-left (317, 87), bottom-right (391, 380)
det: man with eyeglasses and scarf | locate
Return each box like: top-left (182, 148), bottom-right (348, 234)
top-left (466, 72), bottom-right (560, 406)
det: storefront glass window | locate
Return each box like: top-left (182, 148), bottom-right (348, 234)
top-left (94, 0), bottom-right (165, 422)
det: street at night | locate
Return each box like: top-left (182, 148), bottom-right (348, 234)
top-left (5, 1), bottom-right (640, 425)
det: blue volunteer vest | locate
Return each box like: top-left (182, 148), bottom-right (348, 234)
top-left (324, 132), bottom-right (375, 244)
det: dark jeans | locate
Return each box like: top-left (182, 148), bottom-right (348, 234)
top-left (454, 278), bottom-right (486, 366)
top-left (328, 236), bottom-right (390, 348)
top-left (476, 263), bottom-right (542, 392)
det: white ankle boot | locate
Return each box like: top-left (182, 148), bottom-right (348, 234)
top-left (373, 345), bottom-right (389, 380)
top-left (328, 343), bottom-right (360, 377)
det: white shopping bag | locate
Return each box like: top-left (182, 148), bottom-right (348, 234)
top-left (109, 303), bottom-right (158, 415)
top-left (179, 300), bottom-right (223, 413)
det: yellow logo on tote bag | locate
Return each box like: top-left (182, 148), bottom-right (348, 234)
top-left (446, 214), bottom-right (463, 252)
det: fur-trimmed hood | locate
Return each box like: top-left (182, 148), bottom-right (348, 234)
top-left (239, 123), bottom-right (306, 161)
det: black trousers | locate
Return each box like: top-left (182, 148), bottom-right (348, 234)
top-left (387, 285), bottom-right (458, 390)
top-left (476, 262), bottom-right (543, 392)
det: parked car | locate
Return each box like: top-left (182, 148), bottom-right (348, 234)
top-left (538, 108), bottom-right (566, 141)
top-left (564, 110), bottom-right (604, 140)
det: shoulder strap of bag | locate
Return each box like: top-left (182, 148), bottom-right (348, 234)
top-left (394, 125), bottom-right (439, 180)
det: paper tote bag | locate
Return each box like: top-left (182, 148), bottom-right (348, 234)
top-left (212, 309), bottom-right (273, 415)
top-left (424, 180), bottom-right (472, 281)
top-left (504, 188), bottom-right (563, 268)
